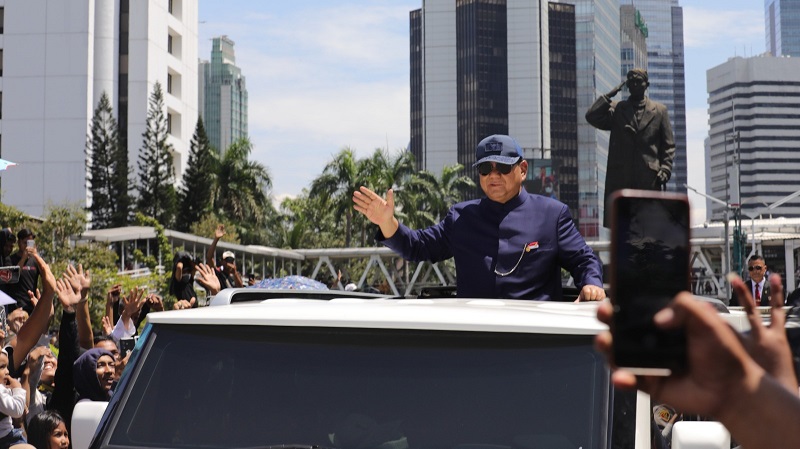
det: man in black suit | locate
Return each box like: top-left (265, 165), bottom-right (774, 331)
top-left (732, 255), bottom-right (772, 307)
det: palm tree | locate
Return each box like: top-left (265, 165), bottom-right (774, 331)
top-left (309, 148), bottom-right (364, 247)
top-left (213, 137), bottom-right (273, 243)
top-left (408, 164), bottom-right (475, 223)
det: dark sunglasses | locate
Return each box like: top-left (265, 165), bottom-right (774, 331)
top-left (477, 162), bottom-right (517, 176)
top-left (224, 257), bottom-right (235, 263)
top-left (748, 265), bottom-right (764, 271)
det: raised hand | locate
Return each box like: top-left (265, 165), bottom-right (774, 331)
top-left (120, 287), bottom-right (147, 322)
top-left (54, 278), bottom-right (81, 311)
top-left (605, 81), bottom-right (627, 98)
top-left (353, 186), bottom-right (399, 239)
top-left (26, 289), bottom-right (40, 308)
top-left (101, 315), bottom-right (114, 336)
top-left (195, 263), bottom-right (221, 295)
top-left (214, 224), bottom-right (225, 240)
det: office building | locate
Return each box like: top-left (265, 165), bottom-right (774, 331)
top-left (409, 0), bottom-right (551, 195)
top-left (548, 2), bottom-right (579, 219)
top-left (199, 35), bottom-right (248, 153)
top-left (707, 55), bottom-right (800, 219)
top-left (620, 0), bottom-right (687, 196)
top-left (0, 0), bottom-right (198, 218)
top-left (560, 0), bottom-right (621, 238)
top-left (620, 5), bottom-right (648, 80)
top-left (766, 0), bottom-right (800, 57)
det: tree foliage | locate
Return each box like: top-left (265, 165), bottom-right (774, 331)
top-left (136, 82), bottom-right (177, 227)
top-left (309, 148), bottom-right (364, 247)
top-left (213, 138), bottom-right (273, 244)
top-left (86, 92), bottom-right (131, 229)
top-left (176, 118), bottom-right (216, 232)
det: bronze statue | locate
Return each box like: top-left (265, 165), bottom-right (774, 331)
top-left (585, 68), bottom-right (675, 227)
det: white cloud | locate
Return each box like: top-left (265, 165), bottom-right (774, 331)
top-left (683, 6), bottom-right (764, 51)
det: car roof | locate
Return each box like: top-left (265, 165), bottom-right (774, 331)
top-left (145, 292), bottom-right (754, 336)
top-left (146, 297), bottom-right (608, 335)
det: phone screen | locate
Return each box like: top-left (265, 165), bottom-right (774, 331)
top-left (611, 190), bottom-right (690, 375)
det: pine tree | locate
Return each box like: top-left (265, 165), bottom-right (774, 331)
top-left (136, 82), bottom-right (177, 227)
top-left (176, 117), bottom-right (216, 232)
top-left (86, 92), bottom-right (131, 229)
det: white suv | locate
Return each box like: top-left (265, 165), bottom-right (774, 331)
top-left (72, 290), bottom-right (747, 449)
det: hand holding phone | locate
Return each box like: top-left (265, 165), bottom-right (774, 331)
top-left (610, 189), bottom-right (691, 375)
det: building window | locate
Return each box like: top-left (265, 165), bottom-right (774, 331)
top-left (167, 34), bottom-right (173, 54)
top-left (0, 49), bottom-right (4, 77)
top-left (0, 8), bottom-right (5, 34)
top-left (167, 73), bottom-right (173, 94)
top-left (168, 0), bottom-right (181, 19)
top-left (167, 113), bottom-right (172, 134)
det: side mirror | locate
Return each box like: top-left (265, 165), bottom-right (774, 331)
top-left (71, 401), bottom-right (108, 449)
top-left (671, 421), bottom-right (730, 449)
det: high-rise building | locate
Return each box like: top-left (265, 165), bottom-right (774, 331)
top-left (707, 55), bottom-right (800, 218)
top-left (766, 0), bottom-right (800, 57)
top-left (199, 35), bottom-right (248, 153)
top-left (548, 2), bottom-right (579, 219)
top-left (620, 5), bottom-right (648, 80)
top-left (409, 0), bottom-right (551, 195)
top-left (560, 0), bottom-right (621, 238)
top-left (619, 0), bottom-right (687, 196)
top-left (0, 0), bottom-right (198, 218)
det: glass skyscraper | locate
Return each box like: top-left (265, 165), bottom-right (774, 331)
top-left (199, 36), bottom-right (248, 153)
top-left (559, 0), bottom-right (621, 238)
top-left (766, 0), bottom-right (800, 57)
top-left (619, 0), bottom-right (687, 196)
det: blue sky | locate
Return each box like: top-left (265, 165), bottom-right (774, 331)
top-left (199, 1), bottom-right (766, 223)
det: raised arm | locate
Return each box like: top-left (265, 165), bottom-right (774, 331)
top-left (206, 224), bottom-right (225, 266)
top-left (13, 252), bottom-right (55, 371)
top-left (64, 264), bottom-right (94, 350)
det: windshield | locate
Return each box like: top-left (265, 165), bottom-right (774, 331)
top-left (105, 325), bottom-right (610, 449)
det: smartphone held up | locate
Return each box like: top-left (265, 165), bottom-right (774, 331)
top-left (609, 189), bottom-right (691, 376)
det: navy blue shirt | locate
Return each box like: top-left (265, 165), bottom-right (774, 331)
top-left (379, 190), bottom-right (603, 300)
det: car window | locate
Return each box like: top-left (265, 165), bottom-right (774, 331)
top-left (105, 325), bottom-right (610, 449)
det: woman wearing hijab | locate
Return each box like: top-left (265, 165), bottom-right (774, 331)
top-left (72, 348), bottom-right (115, 403)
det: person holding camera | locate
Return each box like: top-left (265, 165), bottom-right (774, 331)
top-left (6, 229), bottom-right (39, 314)
top-left (595, 273), bottom-right (800, 448)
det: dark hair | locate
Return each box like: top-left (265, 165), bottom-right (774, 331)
top-left (749, 254), bottom-right (765, 264)
top-left (27, 410), bottom-right (66, 449)
top-left (93, 334), bottom-right (118, 347)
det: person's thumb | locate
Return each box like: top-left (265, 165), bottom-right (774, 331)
top-left (189, 297), bottom-right (197, 307)
top-left (387, 189), bottom-right (395, 210)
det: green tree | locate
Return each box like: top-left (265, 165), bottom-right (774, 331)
top-left (0, 203), bottom-right (26, 230)
top-left (176, 118), bottom-right (216, 232)
top-left (213, 137), bottom-right (273, 243)
top-left (410, 164), bottom-right (475, 223)
top-left (86, 92), bottom-right (131, 229)
top-left (136, 82), bottom-right (177, 227)
top-left (309, 148), bottom-right (364, 247)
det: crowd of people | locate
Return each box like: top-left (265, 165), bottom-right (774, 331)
top-left (0, 225), bottom-right (246, 448)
